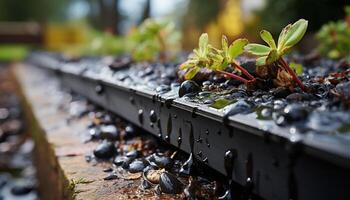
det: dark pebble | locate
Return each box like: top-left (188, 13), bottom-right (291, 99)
top-left (113, 156), bottom-right (128, 166)
top-left (128, 159), bottom-right (148, 173)
top-left (100, 125), bottom-right (119, 140)
top-left (93, 140), bottom-right (116, 159)
top-left (126, 150), bottom-right (141, 159)
top-left (272, 87), bottom-right (291, 98)
top-left (159, 172), bottom-right (184, 194)
top-left (282, 104), bottom-right (309, 122)
top-left (179, 80), bottom-right (201, 97)
top-left (148, 153), bottom-right (172, 168)
top-left (103, 173), bottom-right (118, 180)
top-left (11, 184), bottom-right (34, 196)
top-left (103, 167), bottom-right (113, 173)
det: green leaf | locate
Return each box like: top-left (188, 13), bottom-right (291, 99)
top-left (278, 19), bottom-right (308, 52)
top-left (256, 56), bottom-right (268, 66)
top-left (245, 43), bottom-right (270, 56)
top-left (289, 62), bottom-right (303, 75)
top-left (221, 35), bottom-right (229, 53)
top-left (277, 24), bottom-right (291, 51)
top-left (210, 98), bottom-right (234, 109)
top-left (184, 66), bottom-right (201, 80)
top-left (283, 19), bottom-right (308, 48)
top-left (260, 30), bottom-right (276, 49)
top-left (210, 53), bottom-right (226, 70)
top-left (198, 33), bottom-right (209, 56)
top-left (265, 49), bottom-right (279, 64)
top-left (179, 60), bottom-right (196, 70)
top-left (228, 38), bottom-right (248, 60)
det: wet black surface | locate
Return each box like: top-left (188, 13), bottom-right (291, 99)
top-left (60, 93), bottom-right (262, 199)
top-left (26, 51), bottom-right (350, 200)
top-left (56, 53), bottom-right (350, 140)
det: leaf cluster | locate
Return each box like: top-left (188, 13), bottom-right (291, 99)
top-left (180, 33), bottom-right (248, 79)
top-left (245, 19), bottom-right (308, 66)
top-left (316, 12), bottom-right (350, 61)
top-left (127, 19), bottom-right (181, 61)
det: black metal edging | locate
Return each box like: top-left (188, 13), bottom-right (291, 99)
top-left (27, 53), bottom-right (350, 200)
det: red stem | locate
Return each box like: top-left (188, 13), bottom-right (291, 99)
top-left (216, 70), bottom-right (248, 84)
top-left (231, 62), bottom-right (255, 80)
top-left (278, 58), bottom-right (307, 92)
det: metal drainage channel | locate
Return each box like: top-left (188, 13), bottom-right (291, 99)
top-left (27, 52), bottom-right (350, 200)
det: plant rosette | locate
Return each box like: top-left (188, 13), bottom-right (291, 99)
top-left (179, 19), bottom-right (309, 93)
top-left (179, 33), bottom-right (256, 86)
top-left (245, 19), bottom-right (309, 92)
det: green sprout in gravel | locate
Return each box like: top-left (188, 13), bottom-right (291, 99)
top-left (245, 19), bottom-right (308, 92)
top-left (180, 33), bottom-right (256, 85)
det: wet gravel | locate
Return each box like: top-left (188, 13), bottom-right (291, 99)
top-left (0, 65), bottom-right (38, 200)
top-left (27, 51), bottom-right (350, 199)
top-left (64, 53), bottom-right (350, 139)
top-left (63, 96), bottom-right (262, 199)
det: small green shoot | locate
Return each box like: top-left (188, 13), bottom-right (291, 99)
top-left (245, 19), bottom-right (308, 66)
top-left (180, 33), bottom-right (255, 84)
top-left (245, 19), bottom-right (308, 91)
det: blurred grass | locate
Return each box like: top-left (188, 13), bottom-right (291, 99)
top-left (0, 45), bottom-right (29, 61)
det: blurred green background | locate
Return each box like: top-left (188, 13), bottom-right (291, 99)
top-left (0, 0), bottom-right (348, 60)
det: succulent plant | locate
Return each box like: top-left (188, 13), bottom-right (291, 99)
top-left (245, 19), bottom-right (308, 91)
top-left (180, 33), bottom-right (255, 84)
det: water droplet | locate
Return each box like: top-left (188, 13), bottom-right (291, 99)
top-left (180, 122), bottom-right (196, 176)
top-left (157, 119), bottom-right (162, 138)
top-left (149, 110), bottom-right (157, 123)
top-left (138, 109), bottom-right (143, 125)
top-left (177, 128), bottom-right (182, 147)
top-left (244, 153), bottom-right (254, 197)
top-left (95, 84), bottom-right (104, 95)
top-left (224, 149), bottom-right (237, 179)
top-left (166, 114), bottom-right (172, 143)
top-left (205, 138), bottom-right (210, 148)
top-left (220, 149), bottom-right (237, 200)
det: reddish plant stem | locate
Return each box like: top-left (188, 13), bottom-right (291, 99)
top-left (216, 70), bottom-right (248, 84)
top-left (231, 62), bottom-right (255, 80)
top-left (278, 58), bottom-right (307, 92)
